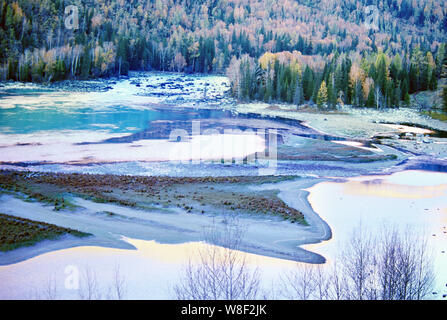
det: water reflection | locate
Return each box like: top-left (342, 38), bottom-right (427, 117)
top-left (0, 238), bottom-right (297, 300)
top-left (343, 179), bottom-right (447, 199)
top-left (306, 170), bottom-right (447, 297)
top-left (0, 170), bottom-right (446, 299)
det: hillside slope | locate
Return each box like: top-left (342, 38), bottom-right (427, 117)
top-left (0, 0), bottom-right (446, 81)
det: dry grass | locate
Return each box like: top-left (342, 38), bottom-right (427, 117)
top-left (0, 213), bottom-right (90, 252)
top-left (0, 170), bottom-right (307, 224)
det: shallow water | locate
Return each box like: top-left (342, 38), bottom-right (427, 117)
top-left (1, 74), bottom-right (447, 299)
top-left (0, 104), bottom-right (231, 135)
top-left (0, 74), bottom-right (386, 175)
top-left (0, 81), bottom-right (269, 166)
top-left (306, 170), bottom-right (447, 299)
top-left (0, 238), bottom-right (298, 300)
top-left (0, 170), bottom-right (445, 299)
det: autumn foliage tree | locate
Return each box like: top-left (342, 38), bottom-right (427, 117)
top-left (317, 81), bottom-right (328, 108)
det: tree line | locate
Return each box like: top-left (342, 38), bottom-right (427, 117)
top-left (228, 45), bottom-right (447, 110)
top-left (0, 0), bottom-right (446, 85)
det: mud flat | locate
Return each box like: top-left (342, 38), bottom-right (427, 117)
top-left (1, 73), bottom-right (446, 299)
top-left (232, 102), bottom-right (447, 160)
top-left (0, 171), bottom-right (334, 265)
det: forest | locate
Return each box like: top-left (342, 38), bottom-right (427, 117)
top-left (228, 46), bottom-right (447, 109)
top-left (1, 0), bottom-right (447, 108)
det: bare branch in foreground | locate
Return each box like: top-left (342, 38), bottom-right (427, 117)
top-left (174, 216), bottom-right (261, 300)
top-left (280, 225), bottom-right (435, 300)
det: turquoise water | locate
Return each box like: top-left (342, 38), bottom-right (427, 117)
top-left (0, 76), bottom-right (232, 135)
top-left (0, 79), bottom-right (444, 178)
top-left (0, 104), bottom-right (231, 135)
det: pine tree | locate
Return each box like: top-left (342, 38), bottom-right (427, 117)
top-left (80, 45), bottom-right (92, 79)
top-left (442, 50), bottom-right (447, 111)
top-left (375, 52), bottom-right (388, 104)
top-left (366, 87), bottom-right (375, 108)
top-left (352, 81), bottom-right (364, 107)
top-left (436, 44), bottom-right (446, 77)
top-left (409, 46), bottom-right (424, 93)
top-left (409, 63), bottom-right (418, 93)
top-left (443, 87), bottom-right (447, 112)
top-left (401, 76), bottom-right (409, 101)
top-left (264, 72), bottom-right (274, 103)
top-left (302, 66), bottom-right (314, 101)
top-left (429, 71), bottom-right (437, 91)
top-left (312, 77), bottom-right (321, 104)
top-left (391, 80), bottom-right (401, 108)
top-left (116, 37), bottom-right (130, 76)
top-left (404, 92), bottom-right (411, 106)
top-left (293, 72), bottom-right (304, 106)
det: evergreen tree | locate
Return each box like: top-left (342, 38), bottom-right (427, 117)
top-left (375, 53), bottom-right (388, 105)
top-left (391, 80), bottom-right (401, 108)
top-left (80, 45), bottom-right (92, 79)
top-left (404, 92), bottom-right (411, 106)
top-left (366, 87), bottom-right (375, 108)
top-left (264, 66), bottom-right (274, 103)
top-left (429, 71), bottom-right (437, 91)
top-left (443, 86), bottom-right (447, 112)
top-left (441, 49), bottom-right (447, 111)
top-left (302, 66), bottom-right (314, 101)
top-left (435, 44), bottom-right (446, 77)
top-left (312, 77), bottom-right (321, 104)
top-left (401, 76), bottom-right (409, 100)
top-left (409, 63), bottom-right (419, 93)
top-left (116, 37), bottom-right (130, 76)
top-left (293, 72), bottom-right (304, 106)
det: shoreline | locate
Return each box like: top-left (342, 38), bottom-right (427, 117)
top-left (1, 72), bottom-right (446, 271)
top-left (0, 235), bottom-right (137, 266)
top-left (0, 176), bottom-right (331, 266)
